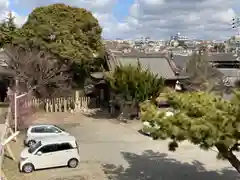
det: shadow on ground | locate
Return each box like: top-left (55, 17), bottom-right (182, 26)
top-left (102, 150), bottom-right (239, 180)
top-left (85, 98), bottom-right (123, 120)
top-left (84, 108), bottom-right (113, 119)
top-left (49, 176), bottom-right (86, 180)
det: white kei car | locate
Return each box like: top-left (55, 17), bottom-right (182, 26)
top-left (19, 135), bottom-right (80, 173)
top-left (24, 124), bottom-right (70, 147)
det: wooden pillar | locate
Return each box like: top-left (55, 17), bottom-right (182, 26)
top-left (5, 144), bottom-right (16, 161)
top-left (0, 139), bottom-right (4, 179)
top-left (75, 91), bottom-right (80, 111)
top-left (45, 99), bottom-right (49, 112)
top-left (75, 91), bottom-right (79, 101)
top-left (63, 99), bottom-right (67, 112)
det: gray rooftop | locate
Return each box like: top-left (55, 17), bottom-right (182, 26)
top-left (172, 55), bottom-right (190, 70)
top-left (218, 68), bottom-right (240, 86)
top-left (117, 57), bottom-right (176, 79)
top-left (104, 50), bottom-right (188, 80)
top-left (173, 53), bottom-right (239, 70)
top-left (0, 50), bottom-right (9, 66)
top-left (208, 53), bottom-right (237, 62)
top-left (218, 68), bottom-right (240, 77)
top-left (0, 50), bottom-right (14, 76)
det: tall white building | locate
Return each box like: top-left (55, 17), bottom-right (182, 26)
top-left (171, 32), bottom-right (188, 41)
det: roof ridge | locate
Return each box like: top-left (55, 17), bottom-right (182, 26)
top-left (165, 56), bottom-right (180, 75)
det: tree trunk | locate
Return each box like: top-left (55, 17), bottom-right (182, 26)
top-left (216, 144), bottom-right (240, 173)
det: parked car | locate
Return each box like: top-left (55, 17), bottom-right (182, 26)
top-left (19, 135), bottom-right (80, 173)
top-left (24, 124), bottom-right (70, 147)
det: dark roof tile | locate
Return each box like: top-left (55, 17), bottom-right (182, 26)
top-left (105, 51), bottom-right (187, 80)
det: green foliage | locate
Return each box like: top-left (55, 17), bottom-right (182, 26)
top-left (105, 62), bottom-right (164, 102)
top-left (140, 90), bottom-right (240, 166)
top-left (13, 3), bottom-right (104, 85)
top-left (184, 52), bottom-right (224, 92)
top-left (0, 12), bottom-right (18, 47)
top-left (17, 3), bottom-right (103, 58)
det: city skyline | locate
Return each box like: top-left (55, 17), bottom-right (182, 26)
top-left (2, 0), bottom-right (240, 40)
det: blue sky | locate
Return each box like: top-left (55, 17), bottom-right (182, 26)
top-left (10, 0), bottom-right (135, 21)
top-left (5, 0), bottom-right (240, 40)
top-left (9, 0), bottom-right (37, 15)
top-left (112, 0), bottom-right (134, 21)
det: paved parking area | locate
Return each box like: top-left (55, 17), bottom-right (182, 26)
top-left (2, 112), bottom-right (240, 180)
top-left (3, 133), bottom-right (106, 180)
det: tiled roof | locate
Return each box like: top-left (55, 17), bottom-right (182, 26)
top-left (208, 53), bottom-right (237, 62)
top-left (105, 51), bottom-right (187, 80)
top-left (118, 57), bottom-right (176, 79)
top-left (173, 53), bottom-right (238, 70)
top-left (0, 50), bottom-right (9, 66)
top-left (0, 50), bottom-right (13, 76)
top-left (218, 68), bottom-right (240, 77)
top-left (172, 55), bottom-right (190, 70)
top-left (0, 66), bottom-right (14, 76)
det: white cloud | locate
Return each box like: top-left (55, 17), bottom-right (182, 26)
top-left (11, 0), bottom-right (117, 29)
top-left (11, 11), bottom-right (28, 27)
top-left (7, 0), bottom-right (240, 39)
top-left (13, 0), bottom-right (117, 13)
top-left (0, 0), bottom-right (9, 20)
top-left (105, 0), bottom-right (238, 40)
top-left (0, 0), bottom-right (25, 27)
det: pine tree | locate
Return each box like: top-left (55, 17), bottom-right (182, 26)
top-left (5, 12), bottom-right (17, 31)
top-left (141, 90), bottom-right (240, 173)
top-left (0, 11), bottom-right (18, 47)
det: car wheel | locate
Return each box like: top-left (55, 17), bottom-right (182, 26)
top-left (22, 163), bottom-right (34, 173)
top-left (68, 158), bottom-right (78, 168)
top-left (28, 140), bottom-right (36, 147)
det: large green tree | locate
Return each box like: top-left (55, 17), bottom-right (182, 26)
top-left (141, 90), bottom-right (240, 173)
top-left (13, 3), bottom-right (104, 85)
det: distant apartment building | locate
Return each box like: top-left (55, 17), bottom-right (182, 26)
top-left (171, 32), bottom-right (188, 41)
top-left (225, 35), bottom-right (240, 53)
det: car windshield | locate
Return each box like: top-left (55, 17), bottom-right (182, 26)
top-left (54, 125), bottom-right (66, 132)
top-left (28, 141), bottom-right (42, 154)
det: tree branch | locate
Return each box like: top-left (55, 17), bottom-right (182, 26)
top-left (216, 143), bottom-right (240, 173)
top-left (4, 45), bottom-right (72, 98)
top-left (230, 143), bottom-right (240, 151)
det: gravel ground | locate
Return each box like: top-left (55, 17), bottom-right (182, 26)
top-left (2, 112), bottom-right (240, 180)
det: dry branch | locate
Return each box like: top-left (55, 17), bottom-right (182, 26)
top-left (4, 45), bottom-right (72, 98)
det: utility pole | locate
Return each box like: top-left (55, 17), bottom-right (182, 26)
top-left (232, 17), bottom-right (240, 34)
top-left (232, 17), bottom-right (240, 57)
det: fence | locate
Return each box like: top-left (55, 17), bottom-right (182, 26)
top-left (22, 91), bottom-right (90, 113)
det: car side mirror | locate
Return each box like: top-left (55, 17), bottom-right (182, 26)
top-left (36, 151), bottom-right (42, 156)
